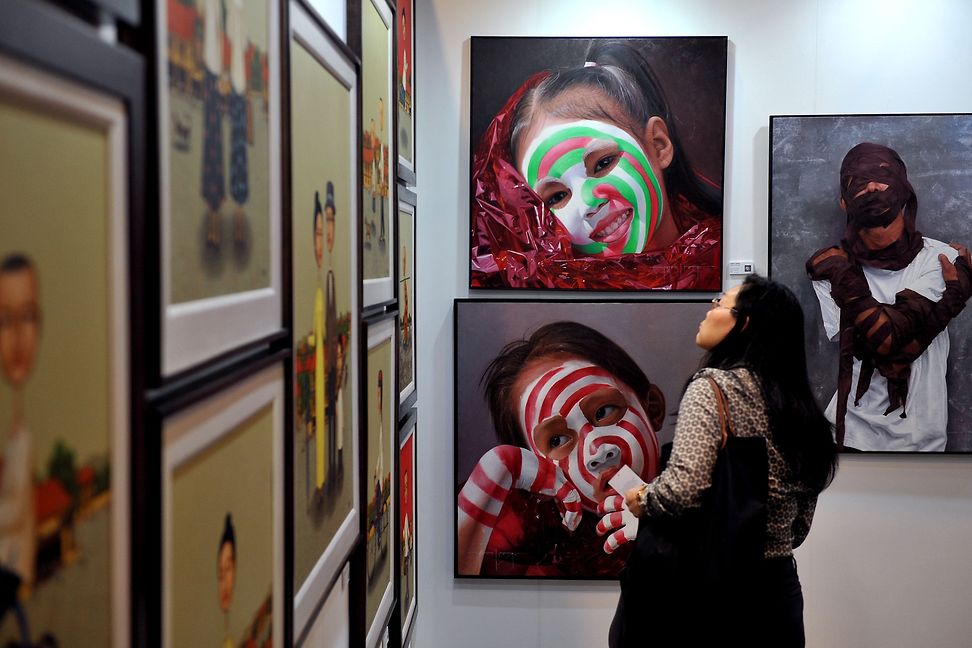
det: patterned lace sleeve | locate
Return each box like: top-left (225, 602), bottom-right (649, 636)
top-left (640, 374), bottom-right (723, 517)
top-left (792, 492), bottom-right (818, 548)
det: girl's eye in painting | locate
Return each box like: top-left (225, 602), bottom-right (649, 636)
top-left (585, 140), bottom-right (622, 178)
top-left (595, 404), bottom-right (620, 422)
top-left (532, 415), bottom-right (577, 460)
top-left (580, 387), bottom-right (628, 427)
top-left (592, 154), bottom-right (618, 176)
top-left (537, 180), bottom-right (572, 210)
top-left (545, 190), bottom-right (570, 209)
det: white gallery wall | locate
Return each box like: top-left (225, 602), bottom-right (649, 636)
top-left (412, 1), bottom-right (972, 646)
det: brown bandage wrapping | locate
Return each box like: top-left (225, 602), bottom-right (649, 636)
top-left (807, 250), bottom-right (972, 446)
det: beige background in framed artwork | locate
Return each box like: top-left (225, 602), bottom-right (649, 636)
top-left (361, 0), bottom-right (392, 282)
top-left (365, 330), bottom-right (393, 637)
top-left (290, 36), bottom-right (356, 589)
top-left (165, 0), bottom-right (272, 304)
top-left (0, 82), bottom-right (115, 646)
top-left (170, 406), bottom-right (274, 647)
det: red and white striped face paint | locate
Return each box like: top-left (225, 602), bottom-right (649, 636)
top-left (517, 359), bottom-right (660, 510)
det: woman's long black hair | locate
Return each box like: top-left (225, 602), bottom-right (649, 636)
top-left (701, 275), bottom-right (838, 493)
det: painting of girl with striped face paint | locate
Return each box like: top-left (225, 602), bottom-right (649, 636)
top-left (455, 300), bottom-right (710, 578)
top-left (470, 37), bottom-right (727, 291)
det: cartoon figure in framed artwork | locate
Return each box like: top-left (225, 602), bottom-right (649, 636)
top-left (367, 364), bottom-right (391, 586)
top-left (0, 253), bottom-right (39, 642)
top-left (217, 513), bottom-right (237, 648)
top-left (165, 0), bottom-right (272, 303)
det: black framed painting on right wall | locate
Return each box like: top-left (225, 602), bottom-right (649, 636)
top-left (769, 113), bottom-right (972, 453)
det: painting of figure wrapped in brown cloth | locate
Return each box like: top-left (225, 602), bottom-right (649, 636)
top-left (469, 37), bottom-right (727, 291)
top-left (769, 114), bottom-right (972, 453)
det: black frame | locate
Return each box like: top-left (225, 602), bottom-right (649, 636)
top-left (766, 112), bottom-right (972, 456)
top-left (467, 35), bottom-right (728, 293)
top-left (0, 1), bottom-right (146, 643)
top-left (453, 297), bottom-right (711, 580)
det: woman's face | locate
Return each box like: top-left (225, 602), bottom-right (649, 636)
top-left (516, 102), bottom-right (668, 257)
top-left (696, 285), bottom-right (740, 350)
top-left (513, 357), bottom-right (660, 510)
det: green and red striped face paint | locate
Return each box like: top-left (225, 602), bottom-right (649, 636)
top-left (518, 119), bottom-right (663, 256)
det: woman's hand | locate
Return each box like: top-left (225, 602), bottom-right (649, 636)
top-left (624, 485), bottom-right (647, 518)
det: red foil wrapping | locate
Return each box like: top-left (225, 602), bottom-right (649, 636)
top-left (470, 73), bottom-right (722, 291)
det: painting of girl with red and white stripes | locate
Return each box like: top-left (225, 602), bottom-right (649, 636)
top-left (455, 300), bottom-right (708, 578)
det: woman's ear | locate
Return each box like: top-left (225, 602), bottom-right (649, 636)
top-left (643, 383), bottom-right (666, 432)
top-left (643, 116), bottom-right (674, 170)
top-left (740, 315), bottom-right (751, 332)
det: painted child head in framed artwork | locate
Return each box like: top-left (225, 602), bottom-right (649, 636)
top-left (0, 254), bottom-right (41, 391)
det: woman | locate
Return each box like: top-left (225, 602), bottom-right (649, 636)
top-left (605, 275), bottom-right (838, 646)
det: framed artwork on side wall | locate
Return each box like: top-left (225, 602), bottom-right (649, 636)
top-left (398, 409), bottom-right (417, 645)
top-left (469, 36), bottom-right (727, 292)
top-left (361, 0), bottom-right (396, 309)
top-left (769, 113), bottom-right (972, 453)
top-left (454, 299), bottom-right (709, 579)
top-left (364, 315), bottom-right (396, 646)
top-left (158, 0), bottom-right (282, 375)
top-left (396, 0), bottom-right (415, 183)
top-left (162, 364), bottom-right (284, 648)
top-left (397, 186), bottom-right (416, 411)
top-left (289, 2), bottom-right (362, 638)
top-left (0, 2), bottom-right (139, 644)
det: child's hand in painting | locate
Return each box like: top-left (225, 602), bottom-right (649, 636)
top-left (457, 445), bottom-right (582, 574)
top-left (458, 445), bottom-right (582, 532)
top-left (596, 494), bottom-right (639, 555)
top-left (940, 242), bottom-right (972, 287)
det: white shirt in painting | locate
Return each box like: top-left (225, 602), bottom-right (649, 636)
top-left (811, 237), bottom-right (959, 452)
top-left (0, 424), bottom-right (35, 584)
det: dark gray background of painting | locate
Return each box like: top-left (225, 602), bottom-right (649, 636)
top-left (470, 36), bottom-right (728, 191)
top-left (769, 114), bottom-right (972, 452)
top-left (455, 300), bottom-right (710, 484)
